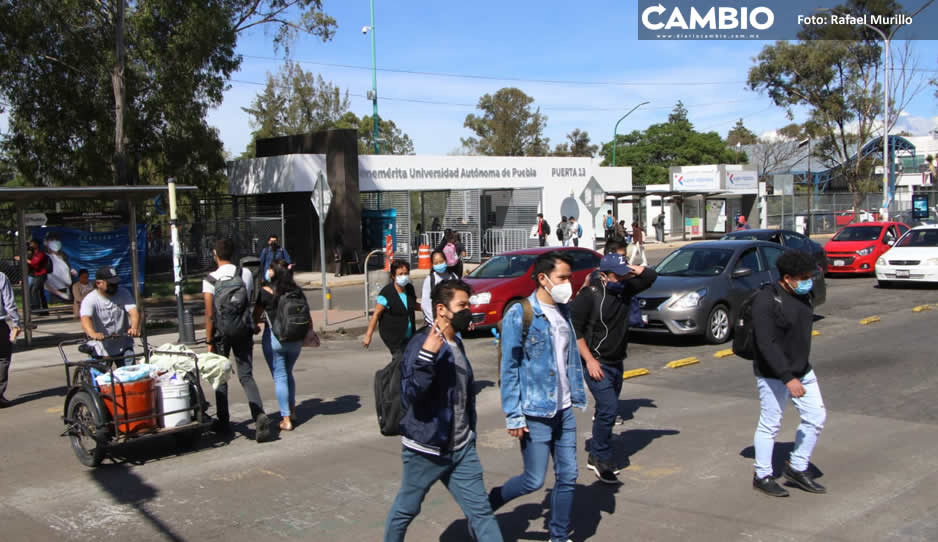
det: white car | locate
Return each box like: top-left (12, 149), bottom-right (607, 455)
top-left (875, 225), bottom-right (938, 286)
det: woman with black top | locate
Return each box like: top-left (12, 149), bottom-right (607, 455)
top-left (253, 259), bottom-right (304, 432)
top-left (362, 260), bottom-right (417, 361)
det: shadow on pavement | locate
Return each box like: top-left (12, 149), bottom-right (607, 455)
top-left (606, 428), bottom-right (681, 471)
top-left (293, 394), bottom-right (361, 427)
top-left (615, 397), bottom-right (657, 423)
top-left (89, 462), bottom-right (187, 542)
top-left (473, 379), bottom-right (495, 395)
top-left (739, 442), bottom-right (825, 479)
top-left (11, 385), bottom-right (67, 406)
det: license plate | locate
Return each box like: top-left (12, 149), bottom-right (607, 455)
top-left (833, 260), bottom-right (846, 267)
top-left (896, 270), bottom-right (910, 278)
top-left (642, 314), bottom-right (649, 324)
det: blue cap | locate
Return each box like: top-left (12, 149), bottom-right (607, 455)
top-left (599, 253), bottom-right (632, 276)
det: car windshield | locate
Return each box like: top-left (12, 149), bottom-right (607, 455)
top-left (655, 248), bottom-right (734, 276)
top-left (833, 226), bottom-right (882, 241)
top-left (467, 254), bottom-right (536, 279)
top-left (896, 229), bottom-right (938, 247)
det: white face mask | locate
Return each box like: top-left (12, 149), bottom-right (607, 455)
top-left (544, 276), bottom-right (573, 304)
top-left (48, 240), bottom-right (62, 252)
top-left (395, 274), bottom-right (411, 287)
top-left (266, 269), bottom-right (274, 282)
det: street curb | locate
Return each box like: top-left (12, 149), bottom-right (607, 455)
top-left (665, 356), bottom-right (700, 369)
top-left (622, 368), bottom-right (650, 380)
top-left (859, 316), bottom-right (881, 325)
top-left (714, 349), bottom-right (734, 358)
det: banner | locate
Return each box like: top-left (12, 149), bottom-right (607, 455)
top-left (31, 225), bottom-right (146, 290)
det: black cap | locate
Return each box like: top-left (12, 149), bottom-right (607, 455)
top-left (95, 266), bottom-right (121, 284)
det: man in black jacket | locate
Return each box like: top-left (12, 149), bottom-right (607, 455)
top-left (751, 250), bottom-right (827, 497)
top-left (571, 253), bottom-right (657, 484)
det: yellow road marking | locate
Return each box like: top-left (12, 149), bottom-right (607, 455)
top-left (913, 305), bottom-right (934, 312)
top-left (812, 330), bottom-right (821, 336)
top-left (714, 349), bottom-right (735, 358)
top-left (859, 316), bottom-right (881, 325)
top-left (622, 368), bottom-right (650, 380)
top-left (665, 357), bottom-right (700, 369)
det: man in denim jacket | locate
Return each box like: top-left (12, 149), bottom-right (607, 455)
top-left (488, 251), bottom-right (587, 542)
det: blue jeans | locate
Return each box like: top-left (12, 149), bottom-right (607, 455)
top-left (585, 362), bottom-right (623, 465)
top-left (492, 407), bottom-right (577, 542)
top-left (754, 370), bottom-right (826, 478)
top-left (385, 439), bottom-right (503, 542)
top-left (262, 328), bottom-right (302, 417)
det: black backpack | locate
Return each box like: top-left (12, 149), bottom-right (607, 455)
top-left (541, 221), bottom-right (551, 236)
top-left (556, 224), bottom-right (564, 241)
top-left (732, 285), bottom-right (780, 360)
top-left (270, 288), bottom-right (311, 342)
top-left (374, 353), bottom-right (404, 436)
top-left (206, 266), bottom-right (253, 340)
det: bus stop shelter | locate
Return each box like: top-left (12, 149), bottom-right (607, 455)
top-left (1, 185), bottom-right (197, 347)
top-left (604, 189), bottom-right (758, 240)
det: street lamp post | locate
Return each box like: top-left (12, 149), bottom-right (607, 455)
top-left (612, 101), bottom-right (650, 167)
top-left (363, 0), bottom-right (380, 154)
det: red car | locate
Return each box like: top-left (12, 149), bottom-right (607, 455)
top-left (825, 221), bottom-right (910, 275)
top-left (464, 246), bottom-right (601, 327)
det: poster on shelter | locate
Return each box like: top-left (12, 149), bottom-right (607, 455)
top-left (30, 225), bottom-right (146, 290)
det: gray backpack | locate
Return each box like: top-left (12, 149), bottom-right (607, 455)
top-left (206, 266), bottom-right (252, 340)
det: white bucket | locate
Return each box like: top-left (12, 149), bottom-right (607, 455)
top-left (159, 381), bottom-right (192, 428)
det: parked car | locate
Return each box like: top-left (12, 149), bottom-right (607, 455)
top-left (891, 208), bottom-right (938, 229)
top-left (825, 221), bottom-right (910, 275)
top-left (631, 240), bottom-right (826, 344)
top-left (721, 228), bottom-right (827, 269)
top-left (464, 246), bottom-right (601, 328)
top-left (836, 209), bottom-right (881, 227)
top-left (875, 225), bottom-right (938, 287)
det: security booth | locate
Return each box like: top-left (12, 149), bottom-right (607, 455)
top-left (1, 185), bottom-right (197, 347)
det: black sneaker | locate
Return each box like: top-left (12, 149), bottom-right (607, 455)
top-left (784, 463), bottom-right (827, 494)
top-left (587, 454), bottom-right (620, 485)
top-left (255, 413), bottom-right (273, 443)
top-left (753, 474), bottom-right (789, 497)
top-left (0, 396), bottom-right (11, 408)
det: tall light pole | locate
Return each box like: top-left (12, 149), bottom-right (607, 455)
top-left (612, 101), bottom-right (650, 167)
top-left (362, 0), bottom-right (380, 154)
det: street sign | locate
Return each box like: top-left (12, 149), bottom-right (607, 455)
top-left (311, 172), bottom-right (333, 218)
top-left (579, 176), bottom-right (606, 216)
top-left (24, 213), bottom-right (48, 227)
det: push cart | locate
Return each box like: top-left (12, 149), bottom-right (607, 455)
top-left (59, 336), bottom-right (214, 467)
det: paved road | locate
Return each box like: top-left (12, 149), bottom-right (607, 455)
top-left (2, 272), bottom-right (937, 541)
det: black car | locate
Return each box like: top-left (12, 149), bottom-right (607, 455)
top-left (722, 228), bottom-right (827, 269)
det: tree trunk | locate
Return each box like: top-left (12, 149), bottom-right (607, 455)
top-left (112, 0), bottom-right (127, 185)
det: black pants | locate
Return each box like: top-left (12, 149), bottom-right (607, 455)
top-left (29, 275), bottom-right (48, 310)
top-left (214, 334), bottom-right (266, 424)
top-left (538, 235), bottom-right (546, 247)
top-left (585, 361), bottom-right (624, 465)
top-left (0, 321), bottom-right (11, 399)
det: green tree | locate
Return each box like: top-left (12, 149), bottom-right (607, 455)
top-left (0, 0), bottom-right (336, 190)
top-left (552, 129), bottom-right (598, 157)
top-left (462, 88), bottom-right (549, 156)
top-left (599, 102), bottom-right (744, 185)
top-left (354, 114), bottom-right (415, 155)
top-left (726, 118), bottom-right (758, 147)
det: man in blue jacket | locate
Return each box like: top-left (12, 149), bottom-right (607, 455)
top-left (384, 279), bottom-right (502, 542)
top-left (489, 251), bottom-right (587, 542)
top-left (258, 235), bottom-right (292, 280)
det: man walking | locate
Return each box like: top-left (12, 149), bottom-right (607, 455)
top-left (258, 235), bottom-right (292, 280)
top-left (629, 222), bottom-right (648, 266)
top-left (385, 279), bottom-right (503, 542)
top-left (571, 254), bottom-right (656, 484)
top-left (204, 239), bottom-right (272, 442)
top-left (536, 213), bottom-right (550, 247)
top-left (751, 250), bottom-right (827, 497)
top-left (567, 217), bottom-right (582, 247)
top-left (556, 216), bottom-right (568, 246)
top-left (490, 251), bottom-right (587, 542)
top-left (26, 240), bottom-right (49, 313)
top-left (604, 210), bottom-right (616, 241)
top-left (0, 271), bottom-right (22, 408)
top-left (654, 212), bottom-right (666, 243)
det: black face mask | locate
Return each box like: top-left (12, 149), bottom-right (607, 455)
top-left (270, 243), bottom-right (280, 250)
top-left (106, 283), bottom-right (118, 295)
top-left (449, 308), bottom-right (473, 334)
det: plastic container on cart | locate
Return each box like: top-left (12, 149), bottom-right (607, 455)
top-left (99, 377), bottom-right (158, 434)
top-left (157, 380), bottom-right (192, 428)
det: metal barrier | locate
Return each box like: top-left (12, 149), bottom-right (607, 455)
top-left (482, 228), bottom-right (530, 256)
top-left (420, 230), bottom-right (474, 260)
top-left (363, 249), bottom-right (386, 318)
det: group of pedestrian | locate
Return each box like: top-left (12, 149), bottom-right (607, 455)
top-left (203, 238), bottom-right (318, 442)
top-left (555, 216), bottom-right (583, 247)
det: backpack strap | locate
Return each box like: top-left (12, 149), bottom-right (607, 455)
top-left (519, 298), bottom-right (533, 341)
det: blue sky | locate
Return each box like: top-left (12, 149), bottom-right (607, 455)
top-left (210, 1), bottom-right (938, 158)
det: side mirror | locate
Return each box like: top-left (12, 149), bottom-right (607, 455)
top-left (732, 267), bottom-right (753, 279)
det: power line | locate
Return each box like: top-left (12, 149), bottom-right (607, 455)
top-left (241, 54), bottom-right (749, 87)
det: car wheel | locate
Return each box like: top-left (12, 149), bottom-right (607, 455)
top-left (705, 304), bottom-right (731, 344)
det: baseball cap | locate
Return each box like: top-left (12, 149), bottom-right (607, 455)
top-left (598, 254), bottom-right (633, 276)
top-left (95, 266), bottom-right (121, 284)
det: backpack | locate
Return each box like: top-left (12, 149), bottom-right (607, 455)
top-left (556, 223), bottom-right (564, 241)
top-left (494, 298), bottom-right (533, 386)
top-left (577, 224), bottom-right (583, 237)
top-left (605, 216), bottom-right (614, 229)
top-left (374, 353), bottom-right (404, 436)
top-left (44, 253), bottom-right (53, 274)
top-left (270, 288), bottom-right (311, 342)
top-left (443, 243), bottom-right (459, 266)
top-left (541, 220), bottom-right (551, 236)
top-left (732, 285), bottom-right (780, 360)
top-left (205, 266), bottom-right (253, 340)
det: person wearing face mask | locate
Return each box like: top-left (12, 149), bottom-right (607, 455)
top-left (363, 260), bottom-right (417, 362)
top-left (44, 236), bottom-right (75, 302)
top-left (79, 266), bottom-right (140, 363)
top-left (420, 251), bottom-right (458, 326)
top-left (487, 251), bottom-right (587, 542)
top-left (751, 250), bottom-right (827, 498)
top-left (571, 253), bottom-right (656, 484)
top-left (384, 279), bottom-right (503, 542)
top-left (259, 235), bottom-right (292, 282)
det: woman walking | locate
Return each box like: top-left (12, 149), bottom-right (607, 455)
top-left (363, 260), bottom-right (417, 362)
top-left (254, 259), bottom-right (304, 431)
top-left (420, 250), bottom-right (458, 325)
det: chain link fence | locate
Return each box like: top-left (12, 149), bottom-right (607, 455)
top-left (763, 190), bottom-right (938, 234)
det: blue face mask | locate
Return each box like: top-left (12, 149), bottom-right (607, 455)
top-left (792, 278), bottom-right (813, 295)
top-left (395, 274), bottom-right (411, 287)
top-left (433, 263), bottom-right (448, 274)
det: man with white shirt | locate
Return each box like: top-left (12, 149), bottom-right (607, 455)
top-left (203, 239), bottom-right (271, 442)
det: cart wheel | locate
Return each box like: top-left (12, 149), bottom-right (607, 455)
top-left (71, 367), bottom-right (93, 389)
top-left (173, 429), bottom-right (200, 451)
top-left (66, 391), bottom-right (108, 467)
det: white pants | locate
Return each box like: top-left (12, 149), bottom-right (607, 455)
top-left (754, 370), bottom-right (826, 478)
top-left (628, 243), bottom-right (647, 266)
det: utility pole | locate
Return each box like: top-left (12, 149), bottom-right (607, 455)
top-left (369, 0), bottom-right (379, 154)
top-left (612, 102), bottom-right (649, 166)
